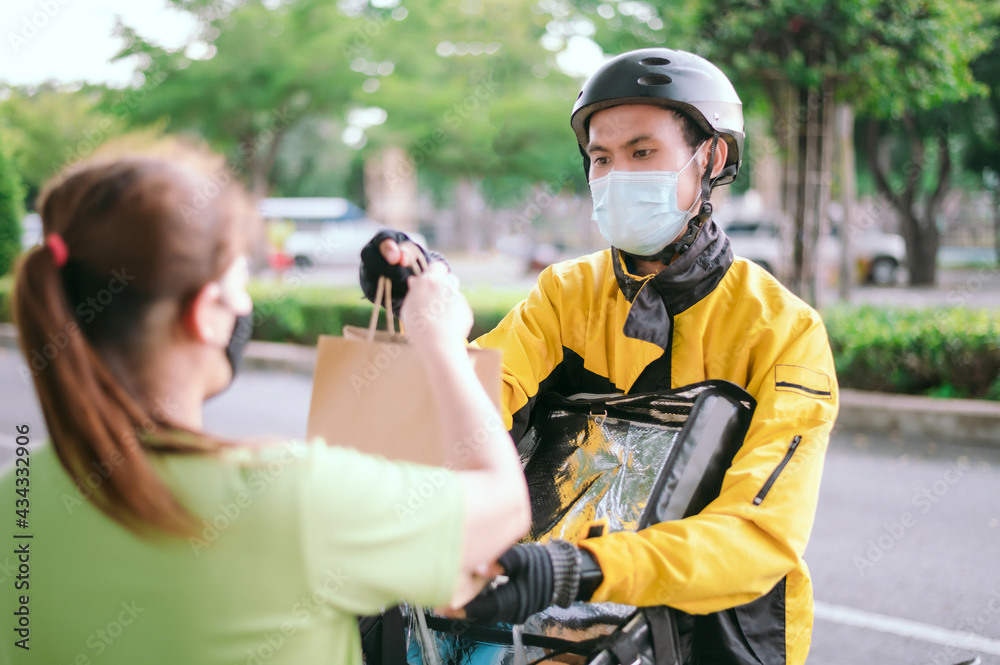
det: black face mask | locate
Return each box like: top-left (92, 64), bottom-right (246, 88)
top-left (225, 314), bottom-right (254, 377)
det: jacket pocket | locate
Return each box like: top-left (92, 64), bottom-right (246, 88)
top-left (753, 435), bottom-right (801, 506)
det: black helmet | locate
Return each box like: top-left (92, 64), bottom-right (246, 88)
top-left (570, 48), bottom-right (744, 186)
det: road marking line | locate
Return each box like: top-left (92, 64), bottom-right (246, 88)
top-left (815, 601), bottom-right (1000, 656)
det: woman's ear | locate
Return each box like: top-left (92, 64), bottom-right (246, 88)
top-left (184, 281), bottom-right (224, 345)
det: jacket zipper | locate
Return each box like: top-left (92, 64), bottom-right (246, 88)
top-left (753, 435), bottom-right (802, 505)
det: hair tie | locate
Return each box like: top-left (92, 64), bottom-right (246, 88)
top-left (45, 233), bottom-right (69, 268)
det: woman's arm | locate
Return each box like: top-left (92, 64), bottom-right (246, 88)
top-left (402, 264), bottom-right (531, 605)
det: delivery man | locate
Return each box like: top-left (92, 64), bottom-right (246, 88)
top-left (360, 48), bottom-right (839, 665)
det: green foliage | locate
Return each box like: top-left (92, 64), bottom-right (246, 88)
top-left (575, 0), bottom-right (995, 119)
top-left (0, 84), bottom-right (117, 208)
top-left (824, 305), bottom-right (1000, 400)
top-left (0, 139), bottom-right (26, 276)
top-left (267, 116), bottom-right (354, 198)
top-left (570, 0), bottom-right (996, 209)
top-left (961, 17), bottom-right (1000, 185)
top-left (359, 0), bottom-right (585, 191)
top-left (244, 280), bottom-right (524, 345)
top-left (108, 1), bottom-right (370, 193)
top-left (0, 275), bottom-right (11, 320)
top-left (105, 0), bottom-right (589, 199)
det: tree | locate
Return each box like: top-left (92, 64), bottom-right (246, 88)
top-left (574, 0), bottom-right (995, 290)
top-left (109, 0), bottom-right (369, 195)
top-left (712, 0), bottom-right (994, 287)
top-left (356, 0), bottom-right (586, 249)
top-left (856, 1), bottom-right (998, 285)
top-left (0, 83), bottom-right (117, 209)
top-left (961, 29), bottom-right (1000, 265)
top-left (0, 135), bottom-right (26, 276)
top-left (863, 110), bottom-right (951, 285)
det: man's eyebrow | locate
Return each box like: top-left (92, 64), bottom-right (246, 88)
top-left (587, 134), bottom-right (656, 154)
top-left (624, 134), bottom-right (655, 147)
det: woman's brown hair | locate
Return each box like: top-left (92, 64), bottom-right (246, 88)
top-left (13, 139), bottom-right (257, 538)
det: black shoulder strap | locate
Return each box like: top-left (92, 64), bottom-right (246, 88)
top-left (644, 606), bottom-right (682, 665)
top-left (382, 606), bottom-right (408, 665)
top-left (358, 606), bottom-right (408, 665)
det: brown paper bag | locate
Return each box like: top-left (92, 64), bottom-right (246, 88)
top-left (306, 274), bottom-right (503, 467)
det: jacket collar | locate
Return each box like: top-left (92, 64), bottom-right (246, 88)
top-left (613, 219), bottom-right (734, 351)
top-left (612, 218), bottom-right (733, 314)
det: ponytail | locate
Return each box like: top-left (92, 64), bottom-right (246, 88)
top-left (14, 245), bottom-right (207, 538)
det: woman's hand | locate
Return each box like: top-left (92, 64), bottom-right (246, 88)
top-left (400, 262), bottom-right (472, 352)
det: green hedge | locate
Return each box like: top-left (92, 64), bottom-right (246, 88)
top-left (0, 275), bottom-right (11, 323)
top-left (2, 276), bottom-right (998, 400)
top-left (823, 305), bottom-right (1000, 400)
top-left (0, 139), bottom-right (25, 277)
top-left (245, 281), bottom-right (523, 345)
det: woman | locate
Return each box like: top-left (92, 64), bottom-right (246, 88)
top-left (0, 142), bottom-right (530, 664)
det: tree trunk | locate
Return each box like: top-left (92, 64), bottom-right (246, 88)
top-left (454, 177), bottom-right (480, 253)
top-left (902, 209), bottom-right (940, 284)
top-left (792, 86), bottom-right (809, 297)
top-left (993, 185), bottom-right (1000, 267)
top-left (811, 78), bottom-right (836, 309)
top-left (365, 147), bottom-right (418, 232)
top-left (245, 124), bottom-right (290, 198)
top-left (780, 81), bottom-right (799, 287)
top-left (836, 104), bottom-right (856, 302)
top-left (791, 80), bottom-right (829, 306)
top-left (863, 116), bottom-right (949, 287)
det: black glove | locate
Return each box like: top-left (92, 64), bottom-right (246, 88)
top-left (463, 541), bottom-right (602, 624)
top-left (359, 230), bottom-right (447, 315)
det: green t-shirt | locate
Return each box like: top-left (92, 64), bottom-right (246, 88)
top-left (0, 439), bottom-right (464, 665)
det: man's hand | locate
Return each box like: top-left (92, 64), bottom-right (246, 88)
top-left (359, 230), bottom-right (448, 314)
top-left (462, 541), bottom-right (585, 624)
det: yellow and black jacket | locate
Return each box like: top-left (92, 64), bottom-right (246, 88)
top-left (472, 220), bottom-right (838, 665)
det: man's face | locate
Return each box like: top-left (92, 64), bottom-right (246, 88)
top-left (586, 104), bottom-right (707, 214)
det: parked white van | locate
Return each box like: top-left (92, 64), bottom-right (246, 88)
top-left (257, 197), bottom-right (426, 268)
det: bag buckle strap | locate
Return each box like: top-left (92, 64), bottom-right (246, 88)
top-left (590, 407), bottom-right (608, 426)
top-left (596, 626), bottom-right (642, 665)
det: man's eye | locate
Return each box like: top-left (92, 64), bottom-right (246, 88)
top-left (593, 157), bottom-right (609, 166)
top-left (634, 149), bottom-right (651, 158)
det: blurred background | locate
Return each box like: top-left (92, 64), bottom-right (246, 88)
top-left (3, 0), bottom-right (997, 396)
top-left (1, 2), bottom-right (1000, 663)
top-left (0, 0), bottom-right (998, 300)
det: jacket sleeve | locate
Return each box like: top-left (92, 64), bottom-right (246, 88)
top-left (578, 312), bottom-right (839, 614)
top-left (471, 265), bottom-right (566, 442)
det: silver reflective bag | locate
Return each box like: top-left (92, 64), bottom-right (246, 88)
top-left (382, 381), bottom-right (756, 665)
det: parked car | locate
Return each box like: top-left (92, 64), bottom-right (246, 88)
top-left (257, 197), bottom-right (426, 268)
top-left (721, 218), bottom-right (906, 286)
top-left (21, 213), bottom-right (42, 249)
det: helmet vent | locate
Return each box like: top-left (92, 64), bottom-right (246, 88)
top-left (639, 56), bottom-right (671, 66)
top-left (637, 74), bottom-right (672, 86)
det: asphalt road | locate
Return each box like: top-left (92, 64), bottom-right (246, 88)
top-left (1, 346), bottom-right (998, 665)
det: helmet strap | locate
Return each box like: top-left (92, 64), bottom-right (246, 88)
top-left (700, 132), bottom-right (720, 205)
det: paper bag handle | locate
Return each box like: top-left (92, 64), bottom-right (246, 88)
top-left (365, 248), bottom-right (429, 342)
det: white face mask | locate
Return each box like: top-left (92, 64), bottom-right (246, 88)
top-left (589, 144), bottom-right (703, 256)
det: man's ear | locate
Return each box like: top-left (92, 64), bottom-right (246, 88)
top-left (184, 281), bottom-right (224, 344)
top-left (699, 138), bottom-right (729, 180)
